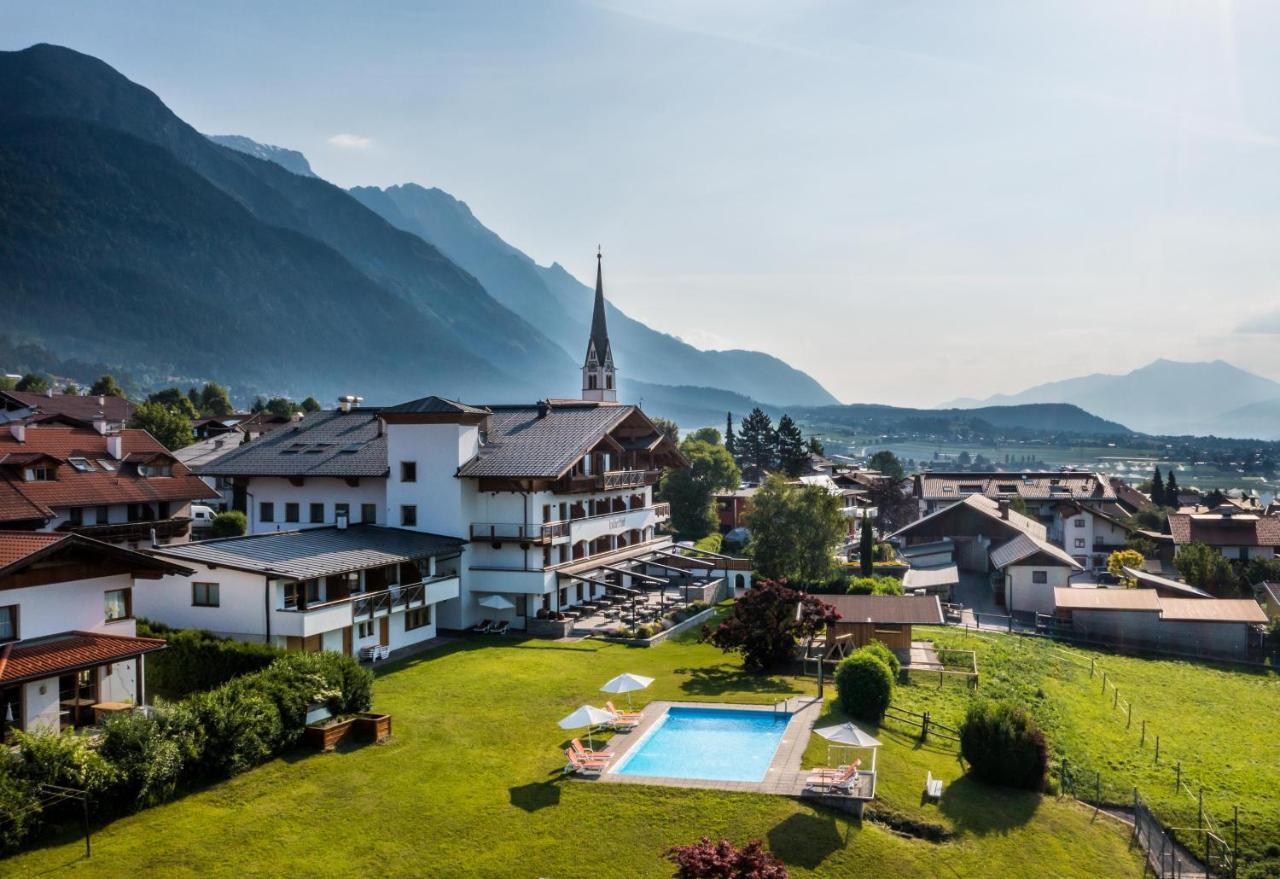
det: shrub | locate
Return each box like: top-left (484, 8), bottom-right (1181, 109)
top-left (12, 729), bottom-right (117, 794)
top-left (0, 763), bottom-right (41, 852)
top-left (138, 621), bottom-right (281, 697)
top-left (665, 837), bottom-right (789, 879)
top-left (863, 640), bottom-right (901, 677)
top-left (210, 510), bottom-right (247, 538)
top-left (834, 651), bottom-right (893, 721)
top-left (189, 688), bottom-right (282, 778)
top-left (959, 701), bottom-right (1048, 791)
top-left (97, 711), bottom-right (186, 810)
top-left (846, 575), bottom-right (903, 596)
top-left (693, 533), bottom-right (724, 554)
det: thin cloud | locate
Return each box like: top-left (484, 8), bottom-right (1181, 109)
top-left (328, 133), bottom-right (373, 150)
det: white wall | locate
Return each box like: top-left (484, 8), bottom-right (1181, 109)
top-left (135, 563), bottom-right (268, 640)
top-left (244, 476), bottom-right (385, 534)
top-left (385, 422), bottom-right (476, 537)
top-left (1006, 564), bottom-right (1073, 616)
top-left (21, 659), bottom-right (139, 732)
top-left (3, 572), bottom-right (138, 640)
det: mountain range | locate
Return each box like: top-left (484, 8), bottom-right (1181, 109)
top-left (0, 43), bottom-right (834, 424)
top-left (943, 359), bottom-right (1280, 439)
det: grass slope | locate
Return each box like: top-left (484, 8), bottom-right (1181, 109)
top-left (6, 628), bottom-right (1139, 878)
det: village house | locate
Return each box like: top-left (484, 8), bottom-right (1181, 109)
top-left (0, 531), bottom-right (188, 735)
top-left (1046, 499), bottom-right (1135, 571)
top-left (0, 390), bottom-right (136, 432)
top-left (912, 470), bottom-right (1118, 519)
top-left (807, 593), bottom-right (945, 661)
top-left (1167, 506), bottom-right (1280, 562)
top-left (0, 424), bottom-right (216, 548)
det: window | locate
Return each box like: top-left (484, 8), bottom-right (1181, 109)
top-left (285, 502), bottom-right (300, 523)
top-left (95, 505), bottom-right (110, 525)
top-left (575, 583), bottom-right (584, 602)
top-left (68, 456), bottom-right (95, 472)
top-left (104, 588), bottom-right (132, 622)
top-left (192, 582), bottom-right (220, 607)
top-left (23, 464), bottom-right (55, 482)
top-left (361, 503), bottom-right (377, 524)
top-left (335, 503), bottom-right (349, 523)
top-left (357, 620), bottom-right (375, 639)
top-left (0, 605), bottom-right (17, 642)
top-left (559, 587), bottom-right (568, 606)
top-left (542, 545), bottom-right (552, 567)
top-left (588, 374), bottom-right (598, 390)
top-left (1074, 538), bottom-right (1086, 549)
top-left (400, 505), bottom-right (417, 527)
top-left (400, 461), bottom-right (417, 482)
top-left (1073, 518), bottom-right (1085, 528)
top-left (1031, 571), bottom-right (1048, 585)
top-left (310, 502), bottom-right (325, 523)
top-left (260, 501), bottom-right (275, 523)
top-left (67, 507), bottom-right (83, 526)
top-left (405, 606), bottom-right (431, 630)
top-left (138, 462), bottom-right (173, 477)
top-left (606, 374), bottom-right (613, 390)
top-left (97, 459), bottom-right (116, 471)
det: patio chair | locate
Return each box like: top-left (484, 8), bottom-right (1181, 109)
top-left (470, 619), bottom-right (493, 634)
top-left (925, 771), bottom-right (944, 800)
top-left (571, 737), bottom-right (614, 760)
top-left (563, 748), bottom-right (607, 776)
top-left (805, 759), bottom-right (860, 793)
top-left (489, 620), bottom-right (510, 635)
top-left (604, 701), bottom-right (642, 729)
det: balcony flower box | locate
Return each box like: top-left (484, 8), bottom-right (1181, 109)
top-left (304, 715), bottom-right (357, 752)
top-left (353, 712), bottom-right (392, 744)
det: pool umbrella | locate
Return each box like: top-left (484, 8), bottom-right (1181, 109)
top-left (558, 704), bottom-right (614, 750)
top-left (599, 673), bottom-right (654, 711)
top-left (814, 722), bottom-right (881, 772)
top-left (478, 594), bottom-right (515, 611)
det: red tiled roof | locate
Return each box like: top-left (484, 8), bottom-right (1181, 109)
top-left (1167, 513), bottom-right (1280, 547)
top-left (1, 391), bottom-right (136, 424)
top-left (0, 428), bottom-right (216, 522)
top-left (0, 531), bottom-right (65, 567)
top-left (0, 631), bottom-right (166, 685)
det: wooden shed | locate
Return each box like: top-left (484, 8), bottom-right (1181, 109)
top-left (811, 594), bottom-right (945, 654)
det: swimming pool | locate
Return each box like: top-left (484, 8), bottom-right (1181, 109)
top-left (611, 706), bottom-right (792, 783)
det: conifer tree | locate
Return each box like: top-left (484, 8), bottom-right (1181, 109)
top-left (1164, 470), bottom-right (1179, 506)
top-left (737, 407), bottom-right (778, 481)
top-left (776, 414), bottom-right (808, 477)
top-left (725, 411), bottom-right (736, 459)
top-left (1151, 467), bottom-right (1165, 507)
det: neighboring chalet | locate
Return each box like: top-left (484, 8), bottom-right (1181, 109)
top-left (913, 471), bottom-right (1117, 518)
top-left (1167, 507), bottom-right (1280, 562)
top-left (0, 390), bottom-right (136, 432)
top-left (192, 411), bottom-right (291, 441)
top-left (0, 531), bottom-right (188, 735)
top-left (715, 470), bottom-right (877, 536)
top-left (1046, 499), bottom-right (1135, 571)
top-left (0, 424), bottom-right (216, 548)
top-left (1053, 587), bottom-right (1267, 660)
top-left (141, 526), bottom-right (465, 653)
top-left (808, 594), bottom-right (945, 659)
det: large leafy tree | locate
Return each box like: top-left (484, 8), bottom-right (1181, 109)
top-left (659, 437), bottom-right (740, 540)
top-left (147, 388), bottom-right (199, 420)
top-left (866, 476), bottom-right (917, 534)
top-left (867, 450), bottom-right (904, 482)
top-left (704, 579), bottom-right (838, 671)
top-left (1174, 542), bottom-right (1239, 595)
top-left (15, 373), bottom-right (49, 393)
top-left (199, 383), bottom-right (236, 417)
top-left (652, 416), bottom-right (679, 444)
top-left (130, 401), bottom-right (194, 451)
top-left (736, 407), bottom-right (777, 480)
top-left (687, 427), bottom-right (722, 445)
top-left (89, 374), bottom-right (125, 398)
top-left (745, 476), bottom-right (846, 585)
top-left (775, 414), bottom-right (807, 477)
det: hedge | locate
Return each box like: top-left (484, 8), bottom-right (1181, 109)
top-left (834, 649), bottom-right (894, 721)
top-left (137, 619), bottom-right (281, 698)
top-left (959, 700), bottom-right (1049, 791)
top-left (862, 640), bottom-right (901, 678)
top-left (1, 650), bottom-right (374, 852)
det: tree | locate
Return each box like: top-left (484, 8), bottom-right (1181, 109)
top-left (687, 427), bottom-right (722, 446)
top-left (129, 401), bottom-right (194, 451)
top-left (1151, 467), bottom-right (1166, 507)
top-left (1164, 470), bottom-right (1180, 506)
top-left (775, 414), bottom-right (807, 478)
top-left (659, 438), bottom-right (740, 541)
top-left (724, 412), bottom-right (736, 460)
top-left (1106, 549), bottom-right (1145, 586)
top-left (1008, 495), bottom-right (1029, 517)
top-left (147, 388), bottom-right (199, 420)
top-left (665, 837), bottom-right (789, 879)
top-left (1174, 542), bottom-right (1238, 595)
top-left (859, 517), bottom-right (874, 577)
top-left (15, 373), bottom-right (49, 393)
top-left (960, 701), bottom-right (1048, 791)
top-left (834, 650), bottom-right (893, 721)
top-left (744, 476), bottom-right (844, 585)
top-left (736, 408), bottom-right (777, 480)
top-left (0, 375), bottom-right (15, 392)
top-left (704, 579), bottom-right (838, 671)
top-left (63, 382), bottom-right (80, 395)
top-left (210, 511), bottom-right (247, 538)
top-left (199, 383), bottom-right (235, 417)
top-left (90, 375), bottom-right (125, 398)
top-left (867, 450), bottom-right (904, 482)
top-left (806, 435), bottom-right (824, 456)
top-left (652, 417), bottom-right (680, 444)
top-left (957, 450), bottom-right (972, 468)
top-left (1203, 488), bottom-right (1226, 508)
top-left (866, 477), bottom-right (917, 534)
top-left (300, 396), bottom-right (322, 413)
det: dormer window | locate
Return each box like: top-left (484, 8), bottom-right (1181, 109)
top-left (138, 462), bottom-right (173, 478)
top-left (23, 464), bottom-right (55, 482)
top-left (97, 459), bottom-right (116, 471)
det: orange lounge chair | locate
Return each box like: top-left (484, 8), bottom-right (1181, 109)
top-left (605, 701), bottom-right (642, 728)
top-left (571, 737), bottom-right (614, 760)
top-left (563, 748), bottom-right (607, 776)
top-left (805, 759), bottom-right (861, 792)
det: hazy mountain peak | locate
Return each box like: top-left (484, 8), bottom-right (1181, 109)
top-left (206, 134), bottom-right (315, 177)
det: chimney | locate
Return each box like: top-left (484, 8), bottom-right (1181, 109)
top-left (337, 395), bottom-right (354, 413)
top-left (98, 395), bottom-right (106, 408)
top-left (536, 400), bottom-right (550, 419)
top-left (998, 499), bottom-right (1010, 520)
top-left (92, 414), bottom-right (108, 435)
top-left (45, 387), bottom-right (54, 398)
top-left (106, 434), bottom-right (124, 460)
top-left (9, 423), bottom-right (25, 443)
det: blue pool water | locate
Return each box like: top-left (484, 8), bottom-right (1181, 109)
top-left (612, 707), bottom-right (792, 782)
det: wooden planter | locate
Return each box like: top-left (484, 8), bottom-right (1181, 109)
top-left (304, 716), bottom-right (356, 752)
top-left (353, 712), bottom-right (392, 744)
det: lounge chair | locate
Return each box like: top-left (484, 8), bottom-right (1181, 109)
top-left (563, 748), bottom-right (606, 776)
top-left (489, 620), bottom-right (510, 635)
top-left (925, 771), bottom-right (944, 800)
top-left (470, 619), bottom-right (493, 634)
top-left (604, 701), bottom-right (642, 729)
top-left (571, 737), bottom-right (614, 761)
top-left (805, 760), bottom-right (860, 793)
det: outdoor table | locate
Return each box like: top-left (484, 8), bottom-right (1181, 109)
top-left (91, 701), bottom-right (133, 725)
top-left (60, 697), bottom-right (96, 727)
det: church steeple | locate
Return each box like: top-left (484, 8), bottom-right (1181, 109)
top-left (582, 247), bottom-right (617, 402)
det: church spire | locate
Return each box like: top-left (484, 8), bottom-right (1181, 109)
top-left (582, 246), bottom-right (617, 402)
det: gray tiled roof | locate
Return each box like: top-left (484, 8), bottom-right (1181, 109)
top-left (197, 409), bottom-right (387, 477)
top-left (151, 524), bottom-right (465, 580)
top-left (380, 396), bottom-right (491, 416)
top-left (457, 403), bottom-right (635, 478)
top-left (989, 532), bottom-right (1082, 570)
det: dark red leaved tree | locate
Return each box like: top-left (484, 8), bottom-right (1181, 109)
top-left (665, 837), bottom-right (789, 879)
top-left (701, 579), bottom-right (838, 671)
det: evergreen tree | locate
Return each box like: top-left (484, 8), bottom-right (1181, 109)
top-left (15, 373), bottom-right (49, 393)
top-left (776, 414), bottom-right (807, 477)
top-left (199, 383), bottom-right (235, 417)
top-left (859, 517), bottom-right (874, 577)
top-left (1151, 467), bottom-right (1166, 507)
top-left (737, 407), bottom-right (778, 481)
top-left (89, 375), bottom-right (125, 398)
top-left (1164, 470), bottom-right (1179, 506)
top-left (724, 412), bottom-right (736, 459)
top-left (807, 435), bottom-right (824, 456)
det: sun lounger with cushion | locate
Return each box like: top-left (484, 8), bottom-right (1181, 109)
top-left (563, 749), bottom-right (606, 776)
top-left (805, 759), bottom-right (860, 792)
top-left (470, 619), bottom-right (493, 633)
top-left (604, 701), bottom-right (642, 728)
top-left (489, 620), bottom-right (510, 635)
top-left (571, 738), bottom-right (614, 760)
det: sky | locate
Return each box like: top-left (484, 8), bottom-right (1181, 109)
top-left (7, 0), bottom-right (1280, 406)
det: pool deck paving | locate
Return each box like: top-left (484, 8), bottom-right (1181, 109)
top-left (589, 697), bottom-right (825, 796)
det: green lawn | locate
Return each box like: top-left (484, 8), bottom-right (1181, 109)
top-left (5, 627), bottom-right (1142, 878)
top-left (897, 628), bottom-right (1280, 863)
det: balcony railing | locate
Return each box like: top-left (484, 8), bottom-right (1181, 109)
top-left (280, 576), bottom-right (456, 618)
top-left (565, 469), bottom-right (661, 492)
top-left (470, 521), bottom-right (568, 544)
top-left (62, 517), bottom-right (192, 543)
top-left (653, 502), bottom-right (671, 520)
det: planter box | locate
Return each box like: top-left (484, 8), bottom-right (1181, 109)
top-left (527, 617), bottom-right (574, 639)
top-left (304, 716), bottom-right (356, 752)
top-left (353, 712), bottom-right (392, 744)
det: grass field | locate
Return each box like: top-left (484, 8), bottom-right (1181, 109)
top-left (896, 628), bottom-right (1280, 864)
top-left (4, 625), bottom-right (1142, 879)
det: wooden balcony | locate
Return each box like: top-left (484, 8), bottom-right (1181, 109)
top-left (470, 521), bottom-right (568, 544)
top-left (62, 517), bottom-right (192, 544)
top-left (564, 469), bottom-right (661, 493)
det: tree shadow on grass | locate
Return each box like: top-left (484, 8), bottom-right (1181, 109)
top-left (766, 810), bottom-right (847, 869)
top-left (675, 664), bottom-right (799, 697)
top-left (509, 780), bottom-right (562, 813)
top-left (938, 776), bottom-right (1040, 835)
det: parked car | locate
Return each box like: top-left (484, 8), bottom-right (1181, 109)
top-left (191, 504), bottom-right (216, 531)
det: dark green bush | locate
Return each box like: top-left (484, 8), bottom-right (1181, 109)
top-left (11, 729), bottom-right (117, 794)
top-left (189, 688), bottom-right (282, 778)
top-left (210, 510), bottom-right (247, 538)
top-left (834, 651), bottom-right (893, 721)
top-left (863, 640), bottom-right (901, 677)
top-left (97, 711), bottom-right (185, 810)
top-left (138, 620), bottom-right (281, 697)
top-left (0, 762), bottom-right (42, 852)
top-left (959, 701), bottom-right (1048, 791)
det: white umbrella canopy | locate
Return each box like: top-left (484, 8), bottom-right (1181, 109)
top-left (599, 673), bottom-right (655, 710)
top-left (814, 722), bottom-right (882, 773)
top-left (558, 704), bottom-right (614, 749)
top-left (478, 594), bottom-right (515, 611)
